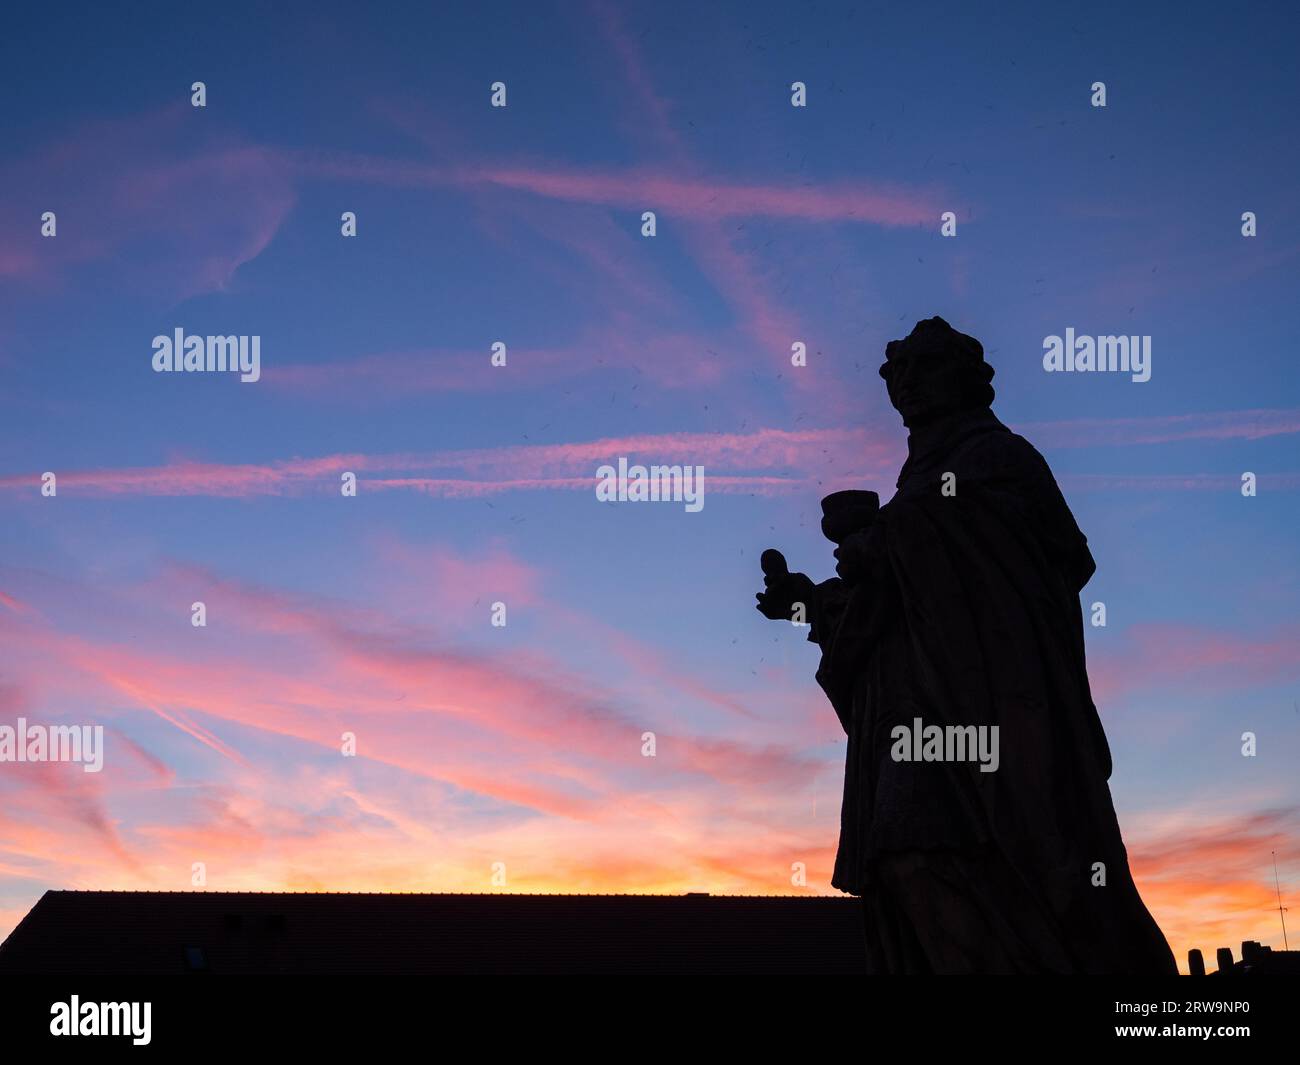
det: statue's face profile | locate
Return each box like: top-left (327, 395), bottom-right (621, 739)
top-left (880, 317), bottom-right (992, 428)
top-left (879, 344), bottom-right (969, 428)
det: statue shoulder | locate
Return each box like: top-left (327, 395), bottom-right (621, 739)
top-left (967, 427), bottom-right (1052, 479)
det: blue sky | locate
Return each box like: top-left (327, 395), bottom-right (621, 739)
top-left (1, 1), bottom-right (1297, 966)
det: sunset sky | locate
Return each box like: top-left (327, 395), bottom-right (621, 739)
top-left (1, 1), bottom-right (1297, 971)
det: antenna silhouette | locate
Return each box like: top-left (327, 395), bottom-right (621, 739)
top-left (1272, 850), bottom-right (1289, 951)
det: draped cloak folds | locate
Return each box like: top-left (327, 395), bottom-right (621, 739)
top-left (812, 407), bottom-right (1176, 973)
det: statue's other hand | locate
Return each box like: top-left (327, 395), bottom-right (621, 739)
top-left (755, 571), bottom-right (816, 621)
top-left (834, 530), bottom-right (873, 584)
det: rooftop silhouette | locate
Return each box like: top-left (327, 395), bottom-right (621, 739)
top-left (0, 890), bottom-right (867, 975)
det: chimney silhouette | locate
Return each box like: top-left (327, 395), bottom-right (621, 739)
top-left (1240, 940), bottom-right (1265, 965)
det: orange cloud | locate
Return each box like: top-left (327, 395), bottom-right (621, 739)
top-left (1126, 808), bottom-right (1300, 971)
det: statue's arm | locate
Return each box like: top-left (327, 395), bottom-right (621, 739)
top-left (806, 577), bottom-right (851, 646)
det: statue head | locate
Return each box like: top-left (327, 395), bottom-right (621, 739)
top-left (879, 317), bottom-right (995, 428)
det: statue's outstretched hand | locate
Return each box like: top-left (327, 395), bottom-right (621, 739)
top-left (755, 548), bottom-right (816, 621)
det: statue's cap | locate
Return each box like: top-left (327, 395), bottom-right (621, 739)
top-left (885, 316), bottom-right (984, 364)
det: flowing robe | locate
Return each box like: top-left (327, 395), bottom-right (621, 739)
top-left (812, 407), bottom-right (1176, 974)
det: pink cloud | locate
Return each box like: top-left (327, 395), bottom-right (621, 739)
top-left (370, 537), bottom-right (546, 617)
top-left (1021, 407), bottom-right (1300, 448)
top-left (473, 166), bottom-right (939, 225)
top-left (0, 590), bottom-right (31, 615)
top-left (1061, 472), bottom-right (1300, 492)
top-left (1090, 621), bottom-right (1300, 705)
top-left (0, 427), bottom-right (896, 499)
top-left (11, 416), bottom-right (1294, 502)
top-left (1124, 807), bottom-right (1300, 968)
top-left (0, 107), bottom-right (294, 298)
top-left (263, 346), bottom-right (589, 396)
top-left (0, 558), bottom-right (825, 819)
top-left (264, 329), bottom-right (734, 399)
top-left (290, 149), bottom-right (938, 227)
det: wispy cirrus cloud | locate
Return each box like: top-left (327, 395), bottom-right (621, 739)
top-left (0, 550), bottom-right (823, 814)
top-left (1020, 407), bottom-right (1300, 447)
top-left (1061, 472), bottom-right (1300, 492)
top-left (1125, 807), bottom-right (1300, 969)
top-left (0, 426), bottom-right (897, 499)
top-left (6, 410), bottom-right (1300, 500)
top-left (0, 106), bottom-right (295, 299)
top-left (0, 538), bottom-right (835, 941)
top-left (263, 329), bottom-right (735, 398)
top-left (1089, 621), bottom-right (1300, 705)
top-left (0, 590), bottom-right (32, 615)
top-left (289, 149), bottom-right (940, 227)
top-left (473, 166), bottom-right (941, 225)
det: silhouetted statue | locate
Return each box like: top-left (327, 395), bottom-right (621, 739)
top-left (757, 317), bottom-right (1177, 974)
